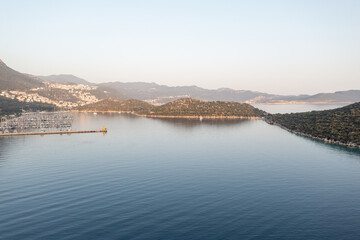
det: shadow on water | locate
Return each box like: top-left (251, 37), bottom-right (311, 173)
top-left (147, 117), bottom-right (252, 129)
top-left (279, 128), bottom-right (360, 157)
top-left (309, 137), bottom-right (360, 157)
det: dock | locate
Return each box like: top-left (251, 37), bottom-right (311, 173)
top-left (0, 128), bottom-right (107, 137)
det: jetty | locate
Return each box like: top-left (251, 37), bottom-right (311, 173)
top-left (0, 127), bottom-right (107, 137)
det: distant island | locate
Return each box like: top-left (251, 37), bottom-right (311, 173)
top-left (77, 98), bottom-right (266, 119)
top-left (266, 103), bottom-right (360, 148)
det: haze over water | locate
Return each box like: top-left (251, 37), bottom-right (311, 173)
top-left (1, 105), bottom-right (360, 239)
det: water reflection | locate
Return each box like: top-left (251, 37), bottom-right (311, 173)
top-left (295, 134), bottom-right (360, 157)
top-left (0, 138), bottom-right (8, 165)
top-left (147, 117), bottom-right (252, 129)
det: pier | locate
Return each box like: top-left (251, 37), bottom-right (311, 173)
top-left (0, 128), bottom-right (107, 137)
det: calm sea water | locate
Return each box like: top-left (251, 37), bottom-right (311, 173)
top-left (1, 105), bottom-right (360, 240)
top-left (254, 104), bottom-right (346, 114)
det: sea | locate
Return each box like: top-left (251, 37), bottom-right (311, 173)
top-left (1, 104), bottom-right (360, 240)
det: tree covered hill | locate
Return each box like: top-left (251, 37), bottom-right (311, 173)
top-left (266, 103), bottom-right (360, 146)
top-left (146, 98), bottom-right (265, 117)
top-left (79, 98), bottom-right (266, 118)
top-left (77, 99), bottom-right (153, 113)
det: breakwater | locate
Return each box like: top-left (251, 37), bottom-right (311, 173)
top-left (0, 129), bottom-right (107, 137)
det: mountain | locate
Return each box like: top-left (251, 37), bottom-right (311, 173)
top-left (89, 86), bottom-right (128, 100)
top-left (36, 74), bottom-right (127, 100)
top-left (1, 59), bottom-right (360, 105)
top-left (99, 82), bottom-right (275, 104)
top-left (79, 98), bottom-right (266, 118)
top-left (38, 74), bottom-right (94, 85)
top-left (261, 90), bottom-right (360, 104)
top-left (266, 103), bottom-right (360, 147)
top-left (0, 59), bottom-right (43, 90)
top-left (99, 81), bottom-right (360, 105)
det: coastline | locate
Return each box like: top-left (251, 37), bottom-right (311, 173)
top-left (7, 110), bottom-right (358, 149)
top-left (74, 110), bottom-right (360, 149)
top-left (137, 115), bottom-right (262, 119)
top-left (251, 101), bottom-right (353, 105)
top-left (264, 119), bottom-right (360, 149)
top-left (74, 110), bottom-right (262, 119)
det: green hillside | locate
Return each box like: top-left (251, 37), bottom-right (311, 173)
top-left (79, 98), bottom-right (265, 118)
top-left (77, 99), bottom-right (153, 113)
top-left (146, 98), bottom-right (265, 117)
top-left (266, 103), bottom-right (360, 146)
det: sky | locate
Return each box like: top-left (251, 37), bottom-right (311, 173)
top-left (1, 0), bottom-right (359, 95)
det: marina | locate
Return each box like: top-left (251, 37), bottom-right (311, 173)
top-left (0, 112), bottom-right (107, 136)
top-left (0, 112), bottom-right (73, 133)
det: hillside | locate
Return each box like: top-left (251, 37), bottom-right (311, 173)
top-left (0, 59), bottom-right (43, 90)
top-left (89, 86), bottom-right (128, 100)
top-left (78, 98), bottom-right (266, 117)
top-left (266, 103), bottom-right (360, 147)
top-left (146, 98), bottom-right (266, 117)
top-left (79, 98), bottom-right (266, 118)
top-left (77, 99), bottom-right (153, 113)
top-left (38, 74), bottom-right (94, 85)
top-left (0, 96), bottom-right (57, 116)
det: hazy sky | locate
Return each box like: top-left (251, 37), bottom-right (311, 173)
top-left (1, 0), bottom-right (359, 95)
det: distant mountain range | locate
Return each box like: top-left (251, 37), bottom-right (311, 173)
top-left (99, 82), bottom-right (360, 105)
top-left (37, 74), bottom-right (94, 86)
top-left (1, 59), bottom-right (360, 105)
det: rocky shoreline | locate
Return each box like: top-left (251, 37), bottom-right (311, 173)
top-left (264, 119), bottom-right (360, 149)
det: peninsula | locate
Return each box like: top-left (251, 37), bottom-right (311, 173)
top-left (77, 98), bottom-right (266, 119)
top-left (266, 103), bottom-right (360, 148)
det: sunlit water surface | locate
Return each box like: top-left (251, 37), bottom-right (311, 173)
top-left (1, 105), bottom-right (360, 240)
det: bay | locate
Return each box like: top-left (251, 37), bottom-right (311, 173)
top-left (0, 106), bottom-right (359, 240)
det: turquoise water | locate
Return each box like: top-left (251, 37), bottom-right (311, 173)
top-left (1, 108), bottom-right (360, 239)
